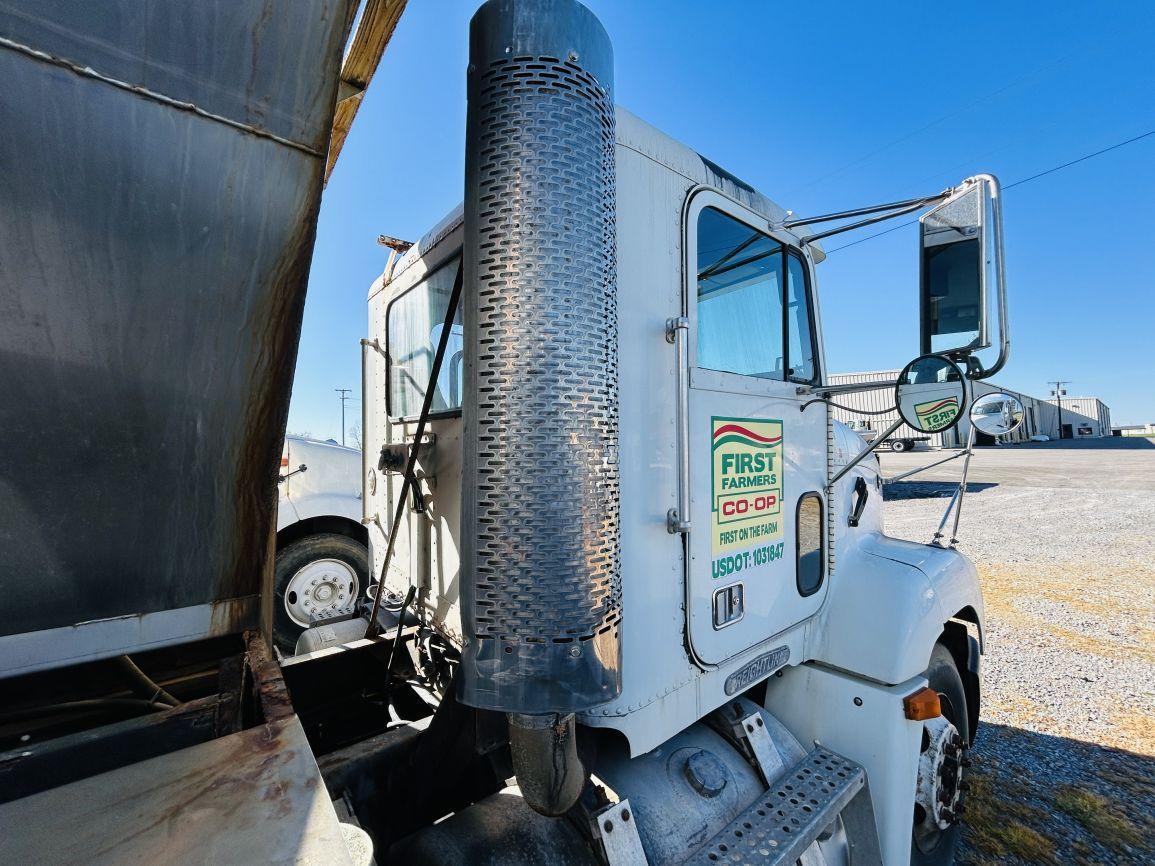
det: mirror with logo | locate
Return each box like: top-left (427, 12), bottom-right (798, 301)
top-left (969, 392), bottom-right (1025, 437)
top-left (895, 354), bottom-right (967, 434)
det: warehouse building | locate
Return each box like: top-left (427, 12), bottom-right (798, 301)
top-left (1046, 396), bottom-right (1111, 439)
top-left (826, 370), bottom-right (1111, 448)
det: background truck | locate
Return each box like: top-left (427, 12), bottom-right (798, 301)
top-left (275, 436), bottom-right (369, 655)
top-left (0, 1), bottom-right (1009, 864)
top-left (846, 420), bottom-right (930, 452)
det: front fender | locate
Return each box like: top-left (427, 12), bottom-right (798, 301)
top-left (278, 492), bottom-right (362, 531)
top-left (876, 537), bottom-right (985, 649)
top-left (810, 533), bottom-right (984, 685)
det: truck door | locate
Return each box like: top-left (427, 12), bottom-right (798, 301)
top-left (683, 192), bottom-right (829, 664)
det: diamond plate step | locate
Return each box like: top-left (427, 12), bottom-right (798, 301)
top-left (686, 747), bottom-right (866, 865)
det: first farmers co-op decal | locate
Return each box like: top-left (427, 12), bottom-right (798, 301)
top-left (711, 417), bottom-right (785, 579)
top-left (913, 396), bottom-right (959, 432)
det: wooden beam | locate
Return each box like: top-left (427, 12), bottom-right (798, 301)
top-left (326, 0), bottom-right (408, 184)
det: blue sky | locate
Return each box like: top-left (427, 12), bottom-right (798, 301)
top-left (290, 0), bottom-right (1155, 440)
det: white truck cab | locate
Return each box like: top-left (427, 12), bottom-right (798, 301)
top-left (357, 0), bottom-right (1012, 854)
top-left (274, 436), bottom-right (367, 654)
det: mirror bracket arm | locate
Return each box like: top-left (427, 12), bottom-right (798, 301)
top-left (828, 417), bottom-right (903, 488)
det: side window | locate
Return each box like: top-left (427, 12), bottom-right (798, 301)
top-left (787, 253), bottom-right (818, 383)
top-left (796, 492), bottom-right (824, 596)
top-left (387, 256), bottom-right (463, 419)
top-left (695, 207), bottom-right (819, 383)
top-left (696, 207), bottom-right (785, 379)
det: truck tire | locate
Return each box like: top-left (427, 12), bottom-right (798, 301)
top-left (911, 642), bottom-right (970, 866)
top-left (273, 533), bottom-right (368, 656)
top-left (891, 439), bottom-right (909, 453)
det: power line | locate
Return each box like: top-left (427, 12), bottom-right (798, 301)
top-left (822, 127), bottom-right (1155, 255)
top-left (1002, 128), bottom-right (1155, 190)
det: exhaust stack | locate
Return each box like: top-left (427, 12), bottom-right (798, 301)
top-left (460, 0), bottom-right (621, 723)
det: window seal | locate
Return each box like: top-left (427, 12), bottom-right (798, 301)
top-left (786, 248), bottom-right (821, 386)
top-left (795, 491), bottom-right (825, 598)
top-left (384, 253), bottom-right (464, 423)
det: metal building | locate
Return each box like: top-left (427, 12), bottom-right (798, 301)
top-left (1046, 397), bottom-right (1112, 439)
top-left (827, 371), bottom-right (1111, 448)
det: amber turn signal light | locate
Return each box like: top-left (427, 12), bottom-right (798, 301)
top-left (903, 686), bottom-right (942, 721)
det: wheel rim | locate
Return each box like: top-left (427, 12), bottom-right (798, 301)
top-left (283, 558), bottom-right (359, 627)
top-left (913, 692), bottom-right (965, 854)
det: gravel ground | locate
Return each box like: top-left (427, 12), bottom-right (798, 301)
top-left (881, 441), bottom-right (1155, 865)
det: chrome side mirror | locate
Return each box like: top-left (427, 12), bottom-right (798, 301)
top-left (970, 392), bottom-right (1025, 437)
top-left (919, 175), bottom-right (1008, 379)
top-left (895, 354), bottom-right (967, 434)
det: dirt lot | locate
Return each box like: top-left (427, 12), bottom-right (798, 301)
top-left (881, 438), bottom-right (1155, 865)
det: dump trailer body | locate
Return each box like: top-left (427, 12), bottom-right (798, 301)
top-left (0, 0), bottom-right (352, 677)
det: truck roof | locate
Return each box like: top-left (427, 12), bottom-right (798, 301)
top-left (371, 106), bottom-right (824, 298)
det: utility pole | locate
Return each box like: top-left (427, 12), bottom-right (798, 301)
top-left (335, 388), bottom-right (352, 446)
top-left (1048, 380), bottom-right (1070, 439)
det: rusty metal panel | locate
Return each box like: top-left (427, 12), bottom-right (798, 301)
top-left (0, 715), bottom-right (355, 865)
top-left (0, 2), bottom-right (352, 665)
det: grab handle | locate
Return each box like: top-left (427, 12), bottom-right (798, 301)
top-left (666, 317), bottom-right (691, 534)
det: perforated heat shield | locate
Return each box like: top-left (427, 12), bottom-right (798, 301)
top-left (459, 0), bottom-right (621, 713)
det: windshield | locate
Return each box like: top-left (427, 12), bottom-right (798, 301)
top-left (387, 256), bottom-right (463, 418)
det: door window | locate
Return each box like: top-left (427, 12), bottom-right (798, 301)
top-left (796, 493), bottom-right (824, 596)
top-left (386, 256), bottom-right (463, 419)
top-left (696, 207), bottom-right (785, 379)
top-left (786, 253), bottom-right (818, 383)
top-left (696, 207), bottom-right (819, 383)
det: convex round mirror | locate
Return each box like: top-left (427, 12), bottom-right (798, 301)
top-left (970, 392), bottom-right (1025, 437)
top-left (895, 354), bottom-right (967, 434)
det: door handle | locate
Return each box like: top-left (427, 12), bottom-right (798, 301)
top-left (666, 316), bottom-right (691, 534)
top-left (848, 475), bottom-right (869, 527)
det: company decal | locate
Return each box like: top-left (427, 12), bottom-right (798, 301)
top-left (711, 417), bottom-right (785, 577)
top-left (724, 645), bottom-right (791, 695)
top-left (913, 397), bottom-right (959, 432)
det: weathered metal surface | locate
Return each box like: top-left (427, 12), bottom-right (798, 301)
top-left (246, 630), bottom-right (295, 723)
top-left (0, 597), bottom-right (257, 678)
top-left (0, 1), bottom-right (347, 149)
top-left (0, 1), bottom-right (353, 665)
top-left (0, 694), bottom-right (221, 804)
top-left (0, 715), bottom-right (355, 865)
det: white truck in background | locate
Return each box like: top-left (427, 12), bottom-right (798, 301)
top-left (846, 420), bottom-right (929, 453)
top-left (274, 436), bottom-right (368, 654)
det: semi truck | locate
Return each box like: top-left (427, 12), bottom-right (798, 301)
top-left (0, 1), bottom-right (1015, 864)
top-left (276, 436), bottom-right (369, 655)
top-left (844, 420), bottom-right (929, 453)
